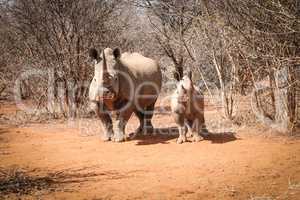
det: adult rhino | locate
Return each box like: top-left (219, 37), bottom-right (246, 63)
top-left (88, 47), bottom-right (162, 142)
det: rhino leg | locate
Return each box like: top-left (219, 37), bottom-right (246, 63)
top-left (187, 119), bottom-right (204, 142)
top-left (112, 105), bottom-right (134, 142)
top-left (197, 113), bottom-right (209, 136)
top-left (185, 121), bottom-right (193, 138)
top-left (134, 110), bottom-right (145, 136)
top-left (177, 125), bottom-right (187, 144)
top-left (192, 133), bottom-right (204, 142)
top-left (98, 113), bottom-right (114, 141)
top-left (134, 102), bottom-right (155, 136)
top-left (144, 103), bottom-right (155, 134)
top-left (90, 101), bottom-right (113, 141)
top-left (174, 113), bottom-right (187, 144)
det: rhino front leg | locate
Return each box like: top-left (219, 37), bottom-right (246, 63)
top-left (90, 101), bottom-right (114, 141)
top-left (112, 106), bottom-right (134, 142)
top-left (188, 119), bottom-right (204, 142)
top-left (174, 113), bottom-right (187, 144)
top-left (98, 113), bottom-right (113, 141)
top-left (192, 132), bottom-right (204, 142)
top-left (177, 125), bottom-right (187, 144)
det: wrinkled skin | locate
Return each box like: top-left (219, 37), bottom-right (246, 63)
top-left (89, 48), bottom-right (162, 142)
top-left (170, 73), bottom-right (207, 144)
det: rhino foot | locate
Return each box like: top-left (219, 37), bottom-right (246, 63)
top-left (102, 135), bottom-right (111, 142)
top-left (133, 126), bottom-right (143, 136)
top-left (192, 135), bottom-right (204, 142)
top-left (112, 134), bottom-right (125, 142)
top-left (113, 138), bottom-right (125, 142)
top-left (176, 136), bottom-right (187, 144)
top-left (145, 126), bottom-right (154, 135)
top-left (186, 132), bottom-right (193, 138)
top-left (134, 125), bottom-right (154, 137)
top-left (102, 131), bottom-right (113, 142)
top-left (201, 128), bottom-right (210, 136)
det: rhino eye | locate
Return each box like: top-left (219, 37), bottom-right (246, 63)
top-left (107, 74), bottom-right (113, 79)
top-left (108, 74), bottom-right (118, 81)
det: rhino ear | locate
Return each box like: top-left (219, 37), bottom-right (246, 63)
top-left (173, 71), bottom-right (180, 82)
top-left (89, 48), bottom-right (99, 61)
top-left (113, 48), bottom-right (121, 59)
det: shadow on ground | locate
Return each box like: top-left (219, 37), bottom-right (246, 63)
top-left (131, 127), bottom-right (178, 145)
top-left (0, 128), bottom-right (7, 135)
top-left (202, 131), bottom-right (238, 144)
top-left (0, 128), bottom-right (9, 143)
top-left (131, 127), bottom-right (238, 145)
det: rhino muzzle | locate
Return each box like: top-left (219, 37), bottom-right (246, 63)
top-left (178, 95), bottom-right (189, 103)
top-left (96, 87), bottom-right (117, 101)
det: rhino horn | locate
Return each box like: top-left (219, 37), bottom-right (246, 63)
top-left (188, 70), bottom-right (192, 80)
top-left (173, 71), bottom-right (180, 82)
top-left (102, 50), bottom-right (107, 71)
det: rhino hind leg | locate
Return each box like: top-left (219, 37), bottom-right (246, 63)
top-left (195, 112), bottom-right (209, 135)
top-left (134, 102), bottom-right (155, 136)
top-left (133, 110), bottom-right (145, 136)
top-left (144, 102), bottom-right (156, 134)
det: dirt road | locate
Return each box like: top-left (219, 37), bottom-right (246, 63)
top-left (0, 101), bottom-right (300, 200)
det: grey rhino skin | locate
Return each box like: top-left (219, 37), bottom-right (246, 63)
top-left (171, 72), bottom-right (207, 144)
top-left (89, 48), bottom-right (162, 142)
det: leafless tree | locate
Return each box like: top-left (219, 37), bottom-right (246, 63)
top-left (207, 0), bottom-right (300, 130)
top-left (0, 0), bottom-right (298, 130)
top-left (1, 0), bottom-right (129, 117)
top-left (136, 0), bottom-right (202, 80)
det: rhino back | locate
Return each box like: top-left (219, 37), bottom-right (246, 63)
top-left (121, 53), bottom-right (161, 80)
top-left (118, 53), bottom-right (162, 106)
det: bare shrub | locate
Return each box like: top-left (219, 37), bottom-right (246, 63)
top-left (1, 0), bottom-right (130, 118)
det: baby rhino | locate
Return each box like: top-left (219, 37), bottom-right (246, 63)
top-left (171, 72), bottom-right (207, 144)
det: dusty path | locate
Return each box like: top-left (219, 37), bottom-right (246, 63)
top-left (0, 101), bottom-right (300, 199)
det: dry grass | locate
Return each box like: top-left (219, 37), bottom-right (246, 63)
top-left (0, 167), bottom-right (55, 195)
top-left (0, 166), bottom-right (124, 196)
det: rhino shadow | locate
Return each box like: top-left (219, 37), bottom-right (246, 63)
top-left (130, 127), bottom-right (178, 145)
top-left (201, 131), bottom-right (238, 144)
top-left (131, 128), bottom-right (238, 145)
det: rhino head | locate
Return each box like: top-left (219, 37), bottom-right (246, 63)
top-left (176, 71), bottom-right (194, 103)
top-left (88, 47), bottom-right (121, 101)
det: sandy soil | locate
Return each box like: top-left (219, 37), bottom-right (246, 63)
top-left (0, 100), bottom-right (300, 200)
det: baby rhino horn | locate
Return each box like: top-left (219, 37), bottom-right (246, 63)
top-left (173, 71), bottom-right (180, 81)
top-left (188, 71), bottom-right (192, 80)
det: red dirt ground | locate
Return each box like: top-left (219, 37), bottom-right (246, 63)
top-left (0, 100), bottom-right (300, 200)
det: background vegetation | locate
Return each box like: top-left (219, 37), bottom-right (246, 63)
top-left (0, 0), bottom-right (299, 132)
